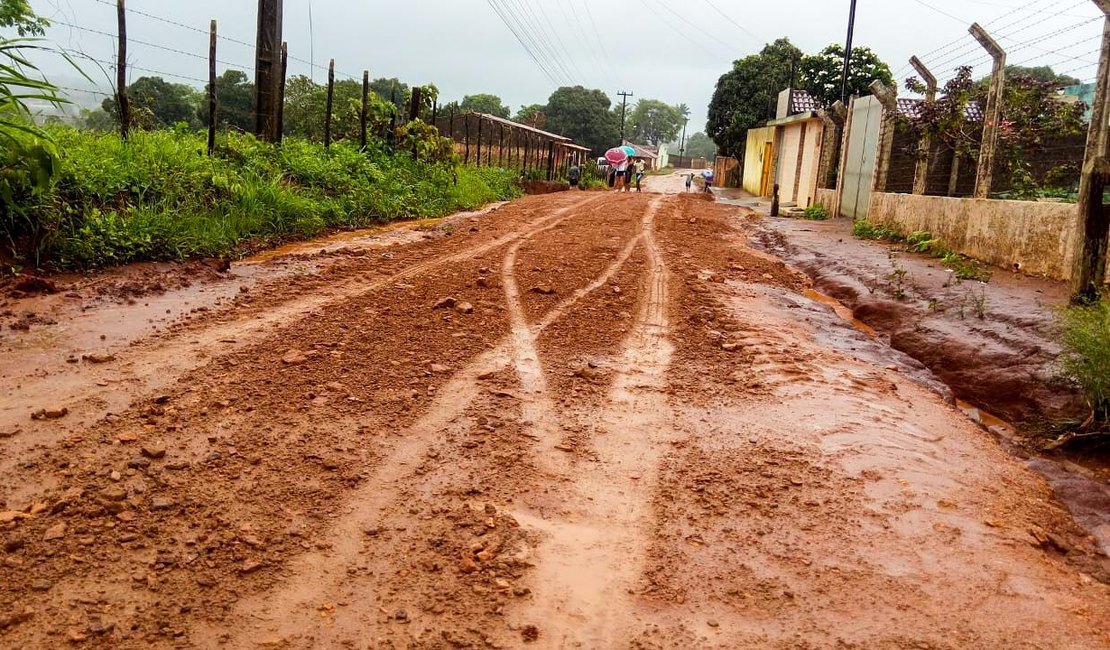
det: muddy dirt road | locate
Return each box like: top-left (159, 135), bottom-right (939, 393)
top-left (1, 181), bottom-right (1109, 649)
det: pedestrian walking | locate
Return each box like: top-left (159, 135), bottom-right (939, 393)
top-left (685, 173), bottom-right (694, 192)
top-left (623, 159), bottom-right (634, 193)
top-left (634, 160), bottom-right (646, 192)
top-left (614, 159), bottom-right (628, 192)
top-left (568, 164), bottom-right (581, 190)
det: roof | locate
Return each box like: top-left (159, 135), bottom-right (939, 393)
top-left (789, 90), bottom-right (822, 114)
top-left (624, 143), bottom-right (658, 159)
top-left (466, 112), bottom-right (571, 142)
top-left (896, 97), bottom-right (984, 122)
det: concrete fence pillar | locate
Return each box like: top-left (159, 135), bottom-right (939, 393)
top-left (970, 23), bottom-right (1006, 200)
top-left (909, 56), bottom-right (938, 196)
top-left (869, 80), bottom-right (898, 194)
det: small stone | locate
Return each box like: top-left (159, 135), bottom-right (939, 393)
top-left (240, 559), bottom-right (263, 574)
top-left (707, 620), bottom-right (720, 628)
top-left (0, 429), bottom-right (19, 439)
top-left (393, 610), bottom-right (409, 622)
top-left (432, 297), bottom-right (457, 310)
top-left (363, 526), bottom-right (383, 537)
top-left (116, 432), bottom-right (138, 444)
top-left (430, 363), bottom-right (451, 374)
top-left (476, 278), bottom-right (490, 288)
top-left (101, 487), bottom-right (128, 502)
top-left (720, 342), bottom-right (740, 352)
top-left (83, 353), bottom-right (116, 364)
top-left (150, 497), bottom-right (176, 511)
top-left (66, 629), bottom-right (88, 643)
top-left (43, 522), bottom-right (66, 541)
top-left (530, 286), bottom-right (556, 296)
top-left (152, 394), bottom-right (172, 405)
top-left (521, 625), bottom-right (540, 643)
top-left (282, 349), bottom-right (308, 366)
top-left (110, 471), bottom-right (122, 482)
top-left (141, 445), bottom-right (166, 460)
top-left (32, 407), bottom-right (68, 421)
top-left (128, 457), bottom-right (151, 470)
top-left (30, 580), bottom-right (52, 592)
top-left (455, 301), bottom-right (474, 315)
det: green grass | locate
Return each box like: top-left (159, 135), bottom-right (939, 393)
top-left (853, 221), bottom-right (991, 282)
top-left (1059, 300), bottom-right (1110, 422)
top-left (802, 205), bottom-right (830, 221)
top-left (2, 127), bottom-right (521, 269)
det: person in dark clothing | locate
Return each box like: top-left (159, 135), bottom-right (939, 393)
top-left (568, 164), bottom-right (581, 190)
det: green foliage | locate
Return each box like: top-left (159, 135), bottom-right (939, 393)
top-left (100, 76), bottom-right (201, 130)
top-left (514, 104), bottom-right (547, 129)
top-left (460, 94), bottom-right (509, 119)
top-left (987, 65), bottom-right (1080, 89)
top-left (707, 38), bottom-right (802, 157)
top-left (800, 44), bottom-right (893, 108)
top-left (679, 132), bottom-right (717, 160)
top-left (0, 127), bottom-right (520, 269)
top-left (627, 99), bottom-right (683, 147)
top-left (1059, 301), bottom-right (1110, 422)
top-left (544, 86), bottom-right (619, 156)
top-left (852, 219), bottom-right (902, 242)
top-left (282, 75), bottom-right (396, 142)
top-left (0, 0), bottom-right (48, 37)
top-left (802, 205), bottom-right (829, 220)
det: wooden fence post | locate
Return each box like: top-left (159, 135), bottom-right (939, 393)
top-left (464, 114), bottom-right (471, 164)
top-left (499, 125), bottom-right (505, 167)
top-left (324, 59), bottom-right (335, 148)
top-left (476, 115), bottom-right (483, 165)
top-left (909, 56), bottom-right (938, 195)
top-left (116, 0), bottom-right (129, 141)
top-left (207, 20), bottom-right (217, 156)
top-left (409, 86), bottom-right (422, 122)
top-left (970, 23), bottom-right (1006, 199)
top-left (360, 70), bottom-right (369, 150)
top-left (276, 42), bottom-right (287, 144)
top-left (547, 141), bottom-right (555, 181)
top-left (253, 0), bottom-right (283, 142)
top-left (1072, 0), bottom-right (1110, 302)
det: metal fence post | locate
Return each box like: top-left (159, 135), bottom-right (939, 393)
top-left (909, 56), bottom-right (938, 195)
top-left (970, 23), bottom-right (1006, 199)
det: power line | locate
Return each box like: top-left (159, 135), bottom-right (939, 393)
top-left (51, 18), bottom-right (251, 72)
top-left (499, 0), bottom-right (577, 83)
top-left (484, 0), bottom-right (562, 85)
top-left (641, 0), bottom-right (735, 54)
top-left (703, 0), bottom-right (758, 42)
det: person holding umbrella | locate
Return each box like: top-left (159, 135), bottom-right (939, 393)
top-left (605, 147), bottom-right (630, 193)
top-left (701, 169), bottom-right (715, 194)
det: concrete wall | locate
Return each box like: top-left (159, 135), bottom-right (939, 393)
top-left (778, 124), bottom-right (803, 204)
top-left (797, 121), bottom-right (824, 208)
top-left (814, 189), bottom-right (837, 214)
top-left (743, 127), bottom-right (776, 196)
top-left (868, 192), bottom-right (1079, 280)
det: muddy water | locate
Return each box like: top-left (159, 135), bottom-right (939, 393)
top-left (810, 289), bottom-right (1110, 556)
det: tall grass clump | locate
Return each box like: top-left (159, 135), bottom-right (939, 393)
top-left (1059, 300), bottom-right (1110, 423)
top-left (2, 126), bottom-right (521, 269)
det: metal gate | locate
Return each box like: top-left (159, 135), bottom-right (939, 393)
top-left (840, 96), bottom-right (883, 220)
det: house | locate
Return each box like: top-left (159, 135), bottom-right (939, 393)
top-left (623, 142), bottom-right (660, 170)
top-left (743, 89), bottom-right (827, 206)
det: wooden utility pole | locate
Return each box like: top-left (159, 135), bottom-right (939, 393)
top-left (617, 90), bottom-right (634, 143)
top-left (909, 56), bottom-right (938, 195)
top-left (1072, 0), bottom-right (1110, 302)
top-left (276, 42), bottom-right (287, 144)
top-left (324, 59), bottom-right (335, 149)
top-left (254, 0), bottom-right (283, 142)
top-left (868, 81), bottom-right (898, 194)
top-left (970, 23), bottom-right (1006, 199)
top-left (116, 0), bottom-right (129, 142)
top-left (409, 86), bottom-right (423, 122)
top-left (546, 141), bottom-right (556, 181)
top-left (361, 70), bottom-right (369, 150)
top-left (207, 20), bottom-right (217, 156)
top-left (840, 0), bottom-right (858, 103)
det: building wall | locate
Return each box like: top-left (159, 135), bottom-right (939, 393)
top-left (743, 127), bottom-right (776, 196)
top-left (868, 193), bottom-right (1080, 280)
top-left (814, 189), bottom-right (837, 214)
top-left (778, 124), bottom-right (803, 204)
top-left (796, 120), bottom-right (824, 208)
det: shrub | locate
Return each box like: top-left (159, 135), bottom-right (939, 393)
top-left (852, 219), bottom-right (902, 241)
top-left (1059, 301), bottom-right (1110, 422)
top-left (802, 205), bottom-right (830, 220)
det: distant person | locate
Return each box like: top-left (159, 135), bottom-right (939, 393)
top-left (634, 160), bottom-right (646, 192)
top-left (623, 159), bottom-right (634, 193)
top-left (614, 158), bottom-right (628, 192)
top-left (568, 164), bottom-right (581, 190)
top-left (685, 173), bottom-right (694, 192)
top-left (702, 169), bottom-right (714, 194)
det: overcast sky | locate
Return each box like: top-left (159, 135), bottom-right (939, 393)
top-left (28, 0), bottom-right (1106, 140)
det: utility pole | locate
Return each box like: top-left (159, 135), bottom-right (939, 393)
top-left (254, 0), bottom-right (283, 142)
top-left (679, 118), bottom-right (689, 158)
top-left (840, 0), bottom-right (858, 103)
top-left (617, 90), bottom-right (634, 144)
top-left (116, 0), bottom-right (129, 142)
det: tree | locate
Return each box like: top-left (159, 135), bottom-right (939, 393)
top-left (282, 75), bottom-right (394, 141)
top-left (981, 65), bottom-right (1080, 89)
top-left (0, 0), bottom-right (48, 36)
top-left (682, 132), bottom-right (717, 160)
top-left (707, 38), bottom-right (802, 157)
top-left (126, 77), bottom-right (199, 128)
top-left (543, 86), bottom-right (619, 155)
top-left (196, 70), bottom-right (254, 132)
top-left (370, 77), bottom-right (409, 114)
top-left (800, 44), bottom-right (893, 108)
top-left (460, 93), bottom-right (509, 118)
top-left (627, 99), bottom-right (683, 146)
top-left (515, 103), bottom-right (547, 129)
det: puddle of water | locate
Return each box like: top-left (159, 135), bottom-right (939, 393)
top-left (804, 289), bottom-right (878, 337)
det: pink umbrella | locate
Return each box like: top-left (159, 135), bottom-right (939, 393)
top-left (604, 147), bottom-right (629, 165)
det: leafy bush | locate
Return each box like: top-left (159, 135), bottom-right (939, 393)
top-left (859, 225), bottom-right (991, 282)
top-left (1060, 301), bottom-right (1110, 422)
top-left (802, 205), bottom-right (830, 220)
top-left (852, 219), bottom-right (902, 241)
top-left (2, 126), bottom-right (521, 269)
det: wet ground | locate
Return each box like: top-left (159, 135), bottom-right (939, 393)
top-left (1, 174), bottom-right (1108, 648)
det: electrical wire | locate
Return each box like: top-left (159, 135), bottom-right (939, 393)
top-left (703, 0), bottom-right (758, 42)
top-left (484, 0), bottom-right (563, 85)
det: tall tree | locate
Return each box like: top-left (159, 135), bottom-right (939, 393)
top-left (369, 77), bottom-right (409, 114)
top-left (627, 99), bottom-right (683, 146)
top-left (682, 132), bottom-right (717, 159)
top-left (981, 65), bottom-right (1080, 89)
top-left (544, 86), bottom-right (619, 155)
top-left (515, 103), bottom-right (547, 129)
top-left (127, 77), bottom-right (199, 128)
top-left (460, 93), bottom-right (510, 118)
top-left (707, 38), bottom-right (802, 157)
top-left (201, 70), bottom-right (254, 132)
top-left (800, 44), bottom-right (893, 108)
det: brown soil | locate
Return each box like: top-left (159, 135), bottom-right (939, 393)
top-left (1, 182), bottom-right (1108, 649)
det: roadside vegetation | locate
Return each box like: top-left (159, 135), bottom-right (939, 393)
top-left (852, 220), bottom-right (990, 282)
top-left (1059, 300), bottom-right (1110, 435)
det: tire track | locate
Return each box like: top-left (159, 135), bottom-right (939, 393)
top-left (509, 196), bottom-right (677, 648)
top-left (202, 193), bottom-right (648, 648)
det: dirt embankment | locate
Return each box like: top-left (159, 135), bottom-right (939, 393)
top-left (753, 218), bottom-right (1087, 432)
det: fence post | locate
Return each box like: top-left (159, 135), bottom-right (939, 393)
top-left (909, 56), bottom-right (938, 195)
top-left (409, 86), bottom-right (422, 122)
top-left (1072, 0), bottom-right (1110, 302)
top-left (499, 124), bottom-right (505, 167)
top-left (207, 20), bottom-right (217, 156)
top-left (276, 42), bottom-right (287, 144)
top-left (868, 81), bottom-right (898, 194)
top-left (476, 115), bottom-right (483, 165)
top-left (116, 0), bottom-right (129, 141)
top-left (253, 0), bottom-right (283, 142)
top-left (970, 23), bottom-right (1006, 199)
top-left (816, 100), bottom-right (845, 192)
top-left (547, 141), bottom-right (555, 181)
top-left (464, 114), bottom-right (471, 164)
top-left (324, 59), bottom-right (335, 149)
top-left (360, 70), bottom-right (369, 150)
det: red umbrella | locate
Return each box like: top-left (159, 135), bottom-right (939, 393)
top-left (604, 147), bottom-right (629, 165)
